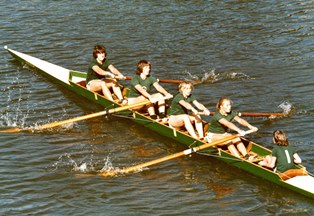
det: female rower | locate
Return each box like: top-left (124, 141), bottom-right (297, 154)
top-left (168, 81), bottom-right (210, 139)
top-left (127, 59), bottom-right (173, 119)
top-left (86, 45), bottom-right (127, 104)
top-left (258, 129), bottom-right (302, 173)
top-left (206, 97), bottom-right (258, 159)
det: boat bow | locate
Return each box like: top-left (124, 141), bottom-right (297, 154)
top-left (5, 46), bottom-right (70, 85)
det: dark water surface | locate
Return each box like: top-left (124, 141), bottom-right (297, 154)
top-left (1, 0), bottom-right (314, 215)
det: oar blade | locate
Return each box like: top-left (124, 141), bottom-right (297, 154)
top-left (0, 127), bottom-right (23, 133)
top-left (98, 170), bottom-right (120, 177)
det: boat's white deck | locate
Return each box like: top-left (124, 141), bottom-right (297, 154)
top-left (284, 175), bottom-right (314, 193)
top-left (9, 48), bottom-right (70, 84)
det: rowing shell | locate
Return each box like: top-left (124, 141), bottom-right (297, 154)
top-left (4, 46), bottom-right (314, 199)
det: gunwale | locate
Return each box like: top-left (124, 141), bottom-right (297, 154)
top-left (4, 47), bottom-right (314, 199)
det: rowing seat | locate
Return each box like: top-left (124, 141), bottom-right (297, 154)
top-left (77, 80), bottom-right (86, 87)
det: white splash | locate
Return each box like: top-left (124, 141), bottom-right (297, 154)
top-left (99, 156), bottom-right (115, 172)
top-left (278, 101), bottom-right (292, 115)
top-left (183, 69), bottom-right (253, 85)
top-left (185, 69), bottom-right (219, 84)
top-left (50, 153), bottom-right (96, 173)
top-left (228, 72), bottom-right (252, 80)
top-left (77, 163), bottom-right (88, 172)
top-left (1, 77), bottom-right (30, 128)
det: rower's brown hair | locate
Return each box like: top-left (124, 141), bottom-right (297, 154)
top-left (273, 129), bottom-right (289, 146)
top-left (136, 60), bottom-right (151, 75)
top-left (93, 45), bottom-right (107, 59)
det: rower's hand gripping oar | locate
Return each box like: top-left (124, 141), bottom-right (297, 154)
top-left (99, 129), bottom-right (256, 177)
top-left (0, 99), bottom-right (161, 133)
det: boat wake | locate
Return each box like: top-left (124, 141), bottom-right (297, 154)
top-left (184, 69), bottom-right (254, 85)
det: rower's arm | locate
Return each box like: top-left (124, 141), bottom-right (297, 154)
top-left (193, 100), bottom-right (209, 112)
top-left (153, 82), bottom-right (172, 97)
top-left (269, 156), bottom-right (276, 168)
top-left (234, 116), bottom-right (258, 131)
top-left (219, 118), bottom-right (243, 134)
top-left (134, 84), bottom-right (151, 99)
top-left (108, 65), bottom-right (125, 79)
top-left (179, 100), bottom-right (198, 114)
top-left (293, 153), bottom-right (302, 164)
top-left (92, 65), bottom-right (114, 78)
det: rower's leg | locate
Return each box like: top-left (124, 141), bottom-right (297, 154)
top-left (147, 104), bottom-right (156, 116)
top-left (193, 115), bottom-right (204, 138)
top-left (232, 137), bottom-right (248, 157)
top-left (157, 100), bottom-right (166, 114)
top-left (100, 83), bottom-right (114, 101)
top-left (88, 80), bottom-right (114, 101)
top-left (112, 84), bottom-right (124, 101)
top-left (258, 155), bottom-right (274, 167)
top-left (183, 116), bottom-right (198, 139)
top-left (106, 79), bottom-right (124, 101)
top-left (150, 93), bottom-right (165, 114)
top-left (235, 142), bottom-right (248, 157)
top-left (128, 96), bottom-right (146, 110)
top-left (227, 144), bottom-right (241, 158)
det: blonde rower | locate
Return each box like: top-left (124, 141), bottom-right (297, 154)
top-left (168, 81), bottom-right (210, 139)
top-left (206, 97), bottom-right (258, 159)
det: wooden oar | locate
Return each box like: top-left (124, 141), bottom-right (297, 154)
top-left (198, 111), bottom-right (285, 118)
top-left (238, 112), bottom-right (285, 117)
top-left (0, 100), bottom-right (153, 133)
top-left (99, 130), bottom-right (255, 177)
top-left (125, 76), bottom-right (183, 84)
